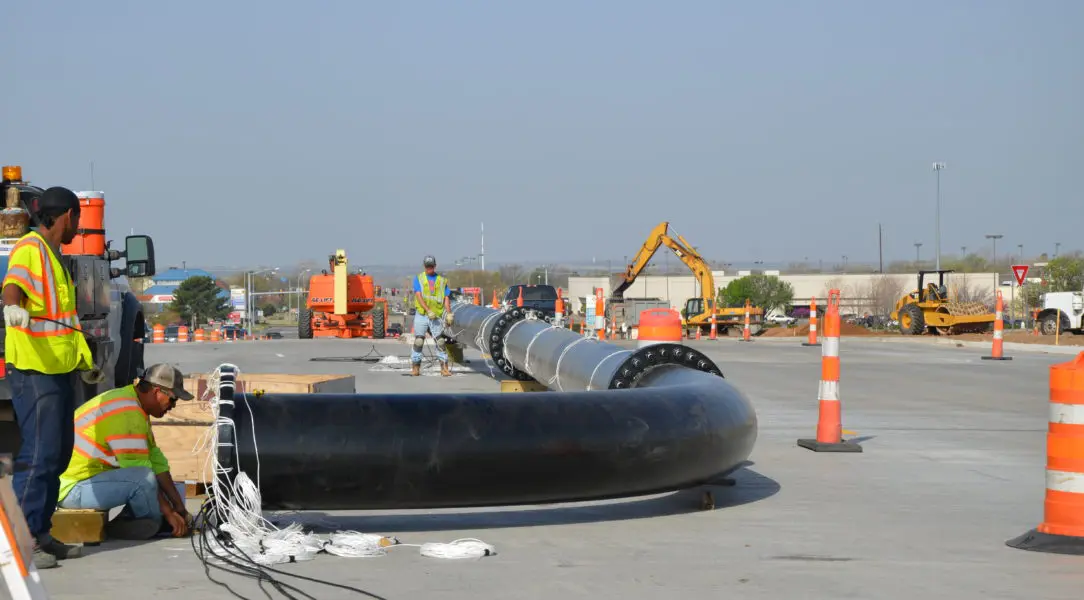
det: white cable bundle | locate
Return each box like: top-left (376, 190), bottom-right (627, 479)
top-left (324, 531), bottom-right (400, 557)
top-left (418, 538), bottom-right (497, 559)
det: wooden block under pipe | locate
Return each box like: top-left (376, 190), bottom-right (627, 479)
top-left (500, 380), bottom-right (549, 393)
top-left (50, 509), bottom-right (107, 544)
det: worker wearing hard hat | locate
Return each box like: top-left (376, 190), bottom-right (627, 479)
top-left (411, 255), bottom-right (453, 377)
top-left (1, 186), bottom-right (95, 569)
top-left (56, 364), bottom-right (194, 541)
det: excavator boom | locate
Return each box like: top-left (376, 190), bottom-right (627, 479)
top-left (614, 221), bottom-right (715, 304)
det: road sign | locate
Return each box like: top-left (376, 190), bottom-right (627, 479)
top-left (1011, 265), bottom-right (1029, 286)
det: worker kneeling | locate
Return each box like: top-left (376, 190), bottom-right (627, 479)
top-left (56, 364), bottom-right (195, 540)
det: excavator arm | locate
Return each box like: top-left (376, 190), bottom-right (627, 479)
top-left (613, 222), bottom-right (717, 312)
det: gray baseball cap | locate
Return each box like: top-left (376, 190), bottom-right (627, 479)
top-left (140, 363), bottom-right (194, 401)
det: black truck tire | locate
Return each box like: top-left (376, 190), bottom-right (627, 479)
top-left (298, 305), bottom-right (313, 339)
top-left (372, 306), bottom-right (386, 339)
top-left (114, 292), bottom-right (146, 386)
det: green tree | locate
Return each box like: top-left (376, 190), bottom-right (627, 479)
top-left (720, 274), bottom-right (795, 314)
top-left (1042, 255), bottom-right (1084, 292)
top-left (169, 276), bottom-right (230, 327)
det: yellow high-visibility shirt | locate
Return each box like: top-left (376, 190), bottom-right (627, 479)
top-left (413, 273), bottom-right (447, 316)
top-left (58, 384), bottom-right (170, 501)
top-left (2, 231), bottom-right (93, 374)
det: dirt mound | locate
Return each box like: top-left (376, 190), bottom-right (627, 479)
top-left (760, 322), bottom-right (879, 337)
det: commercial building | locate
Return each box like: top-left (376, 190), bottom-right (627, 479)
top-left (567, 271), bottom-right (1005, 317)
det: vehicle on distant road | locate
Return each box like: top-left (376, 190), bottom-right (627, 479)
top-left (767, 313), bottom-right (797, 325)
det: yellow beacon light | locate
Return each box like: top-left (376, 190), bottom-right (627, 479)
top-left (2, 165), bottom-right (22, 182)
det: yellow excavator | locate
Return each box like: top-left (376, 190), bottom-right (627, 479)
top-left (889, 269), bottom-right (995, 335)
top-left (613, 221), bottom-right (764, 337)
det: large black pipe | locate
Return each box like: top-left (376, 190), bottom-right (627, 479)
top-left (213, 305), bottom-right (758, 510)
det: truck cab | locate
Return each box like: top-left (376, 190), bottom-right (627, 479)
top-left (0, 165), bottom-right (156, 455)
top-left (503, 284), bottom-right (559, 319)
top-left (1037, 288), bottom-right (1084, 335)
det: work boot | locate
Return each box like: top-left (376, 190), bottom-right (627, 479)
top-left (38, 534), bottom-right (82, 559)
top-left (411, 363), bottom-right (421, 377)
top-left (440, 361), bottom-right (451, 377)
top-left (106, 517), bottom-right (161, 540)
top-left (32, 544), bottom-right (58, 569)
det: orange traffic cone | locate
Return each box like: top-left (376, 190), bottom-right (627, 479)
top-left (797, 289), bottom-right (862, 453)
top-left (982, 290), bottom-right (1011, 361)
top-left (802, 297), bottom-right (820, 347)
top-left (1006, 352), bottom-right (1084, 554)
top-left (740, 298), bottom-right (752, 342)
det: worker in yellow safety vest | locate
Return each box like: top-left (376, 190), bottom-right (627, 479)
top-left (411, 255), bottom-right (453, 377)
top-left (57, 363), bottom-right (194, 541)
top-left (1, 186), bottom-right (95, 570)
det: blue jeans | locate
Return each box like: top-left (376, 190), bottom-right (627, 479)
top-left (411, 313), bottom-right (447, 364)
top-left (58, 466), bottom-right (168, 522)
top-left (8, 367), bottom-right (75, 540)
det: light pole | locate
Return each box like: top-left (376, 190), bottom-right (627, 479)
top-left (1054, 242), bottom-right (1060, 258)
top-left (986, 234), bottom-right (1003, 290)
top-left (842, 255), bottom-right (848, 271)
top-left (933, 162), bottom-right (946, 271)
top-left (294, 268), bottom-right (311, 319)
top-left (914, 242), bottom-right (922, 267)
top-left (246, 267), bottom-right (279, 332)
top-left (1018, 244), bottom-right (1023, 263)
top-left (961, 245), bottom-right (967, 257)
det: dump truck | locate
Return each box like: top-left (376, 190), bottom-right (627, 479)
top-left (890, 269), bottom-right (995, 335)
top-left (0, 165), bottom-right (156, 455)
top-left (298, 249), bottom-right (387, 339)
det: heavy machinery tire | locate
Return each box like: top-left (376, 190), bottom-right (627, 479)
top-left (1039, 313), bottom-right (1061, 336)
top-left (898, 303), bottom-right (925, 335)
top-left (372, 306), bottom-right (386, 339)
top-left (298, 306), bottom-right (314, 339)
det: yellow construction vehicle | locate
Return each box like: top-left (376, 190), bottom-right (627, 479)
top-left (613, 221), bottom-right (764, 337)
top-left (889, 269), bottom-right (995, 335)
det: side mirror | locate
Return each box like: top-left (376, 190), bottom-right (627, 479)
top-left (125, 235), bottom-right (156, 278)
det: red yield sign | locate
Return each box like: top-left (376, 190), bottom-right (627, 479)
top-left (1011, 265), bottom-right (1029, 286)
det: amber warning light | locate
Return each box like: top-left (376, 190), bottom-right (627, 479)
top-left (2, 165), bottom-right (22, 182)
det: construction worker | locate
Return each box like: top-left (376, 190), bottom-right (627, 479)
top-left (56, 364), bottom-right (194, 541)
top-left (411, 255), bottom-right (453, 377)
top-left (1, 186), bottom-right (95, 569)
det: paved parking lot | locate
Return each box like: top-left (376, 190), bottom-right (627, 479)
top-left (18, 336), bottom-right (1084, 600)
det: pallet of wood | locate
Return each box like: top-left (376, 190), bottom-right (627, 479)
top-left (150, 373), bottom-right (355, 482)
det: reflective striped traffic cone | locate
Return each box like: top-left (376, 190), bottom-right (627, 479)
top-left (739, 299), bottom-right (752, 342)
top-left (982, 291), bottom-right (1012, 361)
top-left (1006, 352), bottom-right (1084, 554)
top-left (802, 297), bottom-right (820, 347)
top-left (798, 289), bottom-right (862, 453)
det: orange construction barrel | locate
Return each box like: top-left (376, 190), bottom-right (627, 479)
top-left (209, 329), bottom-right (220, 342)
top-left (61, 191), bottom-right (107, 256)
top-left (637, 308), bottom-right (683, 348)
top-left (152, 324), bottom-right (165, 344)
top-left (194, 328), bottom-right (205, 342)
top-left (178, 326), bottom-right (189, 343)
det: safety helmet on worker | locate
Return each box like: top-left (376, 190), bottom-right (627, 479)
top-left (423, 255), bottom-right (437, 268)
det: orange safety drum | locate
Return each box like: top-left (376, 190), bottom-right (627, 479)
top-left (637, 308), bottom-right (683, 348)
top-left (61, 191), bottom-right (106, 256)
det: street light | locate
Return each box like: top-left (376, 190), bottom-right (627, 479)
top-left (1055, 242), bottom-right (1061, 258)
top-left (1018, 244), bottom-right (1024, 263)
top-left (246, 267), bottom-right (279, 332)
top-left (914, 242), bottom-right (922, 266)
top-left (933, 162), bottom-right (946, 270)
top-left (961, 245), bottom-right (967, 257)
top-left (294, 268), bottom-right (311, 318)
top-left (986, 234), bottom-right (1003, 289)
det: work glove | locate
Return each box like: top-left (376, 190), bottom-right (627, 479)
top-left (80, 368), bottom-right (107, 385)
top-left (3, 305), bottom-right (29, 328)
top-left (444, 312), bottom-right (454, 326)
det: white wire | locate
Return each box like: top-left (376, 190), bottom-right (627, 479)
top-left (192, 363), bottom-right (496, 565)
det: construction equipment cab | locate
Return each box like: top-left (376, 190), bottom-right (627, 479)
top-left (0, 165), bottom-right (155, 455)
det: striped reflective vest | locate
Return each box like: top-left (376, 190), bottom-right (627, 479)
top-left (414, 273), bottom-right (447, 316)
top-left (57, 384), bottom-right (170, 502)
top-left (1, 231), bottom-right (93, 374)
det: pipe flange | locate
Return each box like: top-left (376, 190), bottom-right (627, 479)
top-left (487, 307), bottom-right (534, 381)
top-left (608, 343), bottom-right (723, 389)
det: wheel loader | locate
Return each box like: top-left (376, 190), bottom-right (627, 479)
top-left (890, 269), bottom-right (995, 335)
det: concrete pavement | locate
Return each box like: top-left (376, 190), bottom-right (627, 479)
top-left (13, 335), bottom-right (1083, 600)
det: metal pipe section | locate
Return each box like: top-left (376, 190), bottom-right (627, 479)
top-left (448, 303), bottom-right (723, 391)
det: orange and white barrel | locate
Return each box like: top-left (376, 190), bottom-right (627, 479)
top-left (194, 328), bottom-right (205, 342)
top-left (209, 329), bottom-right (221, 342)
top-left (177, 326), bottom-right (189, 343)
top-left (637, 308), bottom-right (683, 348)
top-left (152, 324), bottom-right (165, 344)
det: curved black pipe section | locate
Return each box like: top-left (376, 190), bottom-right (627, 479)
top-left (216, 368), bottom-right (757, 510)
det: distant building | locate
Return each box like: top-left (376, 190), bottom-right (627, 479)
top-left (138, 268), bottom-right (229, 307)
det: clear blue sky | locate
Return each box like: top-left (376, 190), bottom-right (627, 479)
top-left (5, 0), bottom-right (1080, 270)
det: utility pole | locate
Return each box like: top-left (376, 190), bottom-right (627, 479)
top-left (878, 223), bottom-right (883, 273)
top-left (480, 222), bottom-right (485, 271)
top-left (986, 234), bottom-right (1003, 291)
top-left (914, 242), bottom-right (922, 267)
top-left (933, 162), bottom-right (946, 271)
